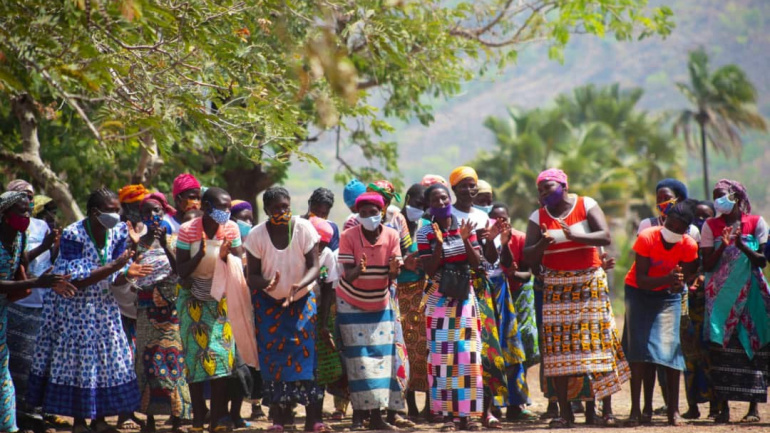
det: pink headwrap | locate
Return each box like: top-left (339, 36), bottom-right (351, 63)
top-left (421, 174), bottom-right (448, 187)
top-left (714, 179), bottom-right (751, 213)
top-left (141, 192), bottom-right (177, 216)
top-left (309, 216), bottom-right (333, 243)
top-left (536, 168), bottom-right (568, 188)
top-left (172, 173), bottom-right (201, 197)
top-left (355, 192), bottom-right (385, 211)
top-left (6, 179), bottom-right (33, 194)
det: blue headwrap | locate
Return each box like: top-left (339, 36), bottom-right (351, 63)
top-left (656, 178), bottom-right (688, 200)
top-left (343, 179), bottom-right (367, 209)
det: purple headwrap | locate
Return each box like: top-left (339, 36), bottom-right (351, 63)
top-left (714, 179), bottom-right (751, 214)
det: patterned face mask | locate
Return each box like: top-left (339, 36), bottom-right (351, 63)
top-left (207, 207), bottom-right (231, 225)
top-left (270, 210), bottom-right (292, 226)
top-left (656, 198), bottom-right (677, 216)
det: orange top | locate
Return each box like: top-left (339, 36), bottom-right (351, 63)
top-left (537, 196), bottom-right (602, 271)
top-left (624, 226), bottom-right (698, 291)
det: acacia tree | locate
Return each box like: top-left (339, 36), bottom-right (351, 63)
top-left (0, 0), bottom-right (673, 222)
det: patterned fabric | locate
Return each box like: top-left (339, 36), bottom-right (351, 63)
top-left (336, 295), bottom-right (405, 411)
top-left (490, 273), bottom-right (529, 406)
top-left (135, 248), bottom-right (192, 418)
top-left (7, 304), bottom-right (44, 410)
top-left (473, 273), bottom-right (510, 408)
top-left (513, 281), bottom-right (540, 368)
top-left (541, 267), bottom-right (630, 400)
top-left (1, 230), bottom-right (23, 432)
top-left (27, 221), bottom-right (140, 418)
top-left (390, 285), bottom-right (409, 400)
top-left (682, 288), bottom-right (713, 404)
top-left (709, 339), bottom-right (770, 402)
top-left (315, 302), bottom-right (343, 386)
top-left (425, 286), bottom-right (483, 417)
top-left (254, 290), bottom-right (323, 406)
top-left (177, 288), bottom-right (234, 383)
top-left (397, 280), bottom-right (429, 392)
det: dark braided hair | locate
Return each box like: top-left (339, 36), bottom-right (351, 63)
top-left (86, 187), bottom-right (118, 213)
top-left (668, 198), bottom-right (699, 226)
top-left (308, 187), bottom-right (334, 207)
top-left (263, 186), bottom-right (291, 209)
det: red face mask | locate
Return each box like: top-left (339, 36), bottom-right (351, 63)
top-left (5, 212), bottom-right (30, 232)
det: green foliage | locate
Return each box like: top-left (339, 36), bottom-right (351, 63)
top-left (473, 84), bottom-right (683, 229)
top-left (0, 0), bottom-right (673, 212)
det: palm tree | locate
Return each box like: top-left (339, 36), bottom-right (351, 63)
top-left (674, 48), bottom-right (767, 198)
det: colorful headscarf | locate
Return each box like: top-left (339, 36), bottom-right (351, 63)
top-left (141, 192), bottom-right (176, 215)
top-left (355, 192), bottom-right (385, 211)
top-left (0, 191), bottom-right (27, 218)
top-left (714, 179), bottom-right (751, 213)
top-left (367, 180), bottom-right (401, 203)
top-left (118, 184), bottom-right (149, 204)
top-left (172, 173), bottom-right (201, 198)
top-left (343, 179), bottom-right (367, 209)
top-left (6, 179), bottom-right (33, 194)
top-left (309, 216), bottom-right (333, 243)
top-left (449, 166), bottom-right (478, 187)
top-left (32, 195), bottom-right (53, 217)
top-left (423, 182), bottom-right (451, 202)
top-left (476, 179), bottom-right (493, 195)
top-left (231, 200), bottom-right (253, 214)
top-left (421, 174), bottom-right (448, 187)
top-left (656, 178), bottom-right (688, 200)
top-left (536, 168), bottom-right (568, 188)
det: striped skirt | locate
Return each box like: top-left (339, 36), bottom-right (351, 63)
top-left (7, 304), bottom-right (44, 410)
top-left (425, 287), bottom-right (483, 417)
top-left (337, 296), bottom-right (404, 411)
top-left (709, 339), bottom-right (770, 403)
top-left (542, 267), bottom-right (629, 400)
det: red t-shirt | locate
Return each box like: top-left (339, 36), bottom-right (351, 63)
top-left (624, 226), bottom-right (698, 291)
top-left (502, 229), bottom-right (527, 292)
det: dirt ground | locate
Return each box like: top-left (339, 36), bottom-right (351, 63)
top-left (54, 362), bottom-right (770, 433)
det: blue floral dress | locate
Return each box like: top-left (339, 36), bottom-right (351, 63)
top-left (26, 220), bottom-right (140, 418)
top-left (1, 231), bottom-right (24, 432)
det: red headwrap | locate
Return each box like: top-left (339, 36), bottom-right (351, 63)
top-left (141, 192), bottom-right (176, 216)
top-left (309, 216), bottom-right (333, 243)
top-left (172, 173), bottom-right (201, 198)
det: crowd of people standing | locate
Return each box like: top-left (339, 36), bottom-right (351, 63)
top-left (0, 166), bottom-right (768, 433)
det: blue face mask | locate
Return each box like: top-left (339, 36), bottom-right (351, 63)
top-left (207, 207), bottom-right (231, 225)
top-left (405, 205), bottom-right (424, 222)
top-left (473, 204), bottom-right (493, 214)
top-left (357, 214), bottom-right (382, 231)
top-left (236, 219), bottom-right (252, 239)
top-left (714, 195), bottom-right (735, 215)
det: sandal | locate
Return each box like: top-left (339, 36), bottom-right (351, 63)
top-left (351, 423), bottom-right (367, 432)
top-left (668, 414), bottom-right (686, 427)
top-left (600, 414), bottom-right (618, 427)
top-left (462, 421), bottom-right (482, 431)
top-left (482, 415), bottom-right (502, 429)
top-left (48, 415), bottom-right (73, 428)
top-left (308, 422), bottom-right (332, 433)
top-left (232, 417), bottom-right (252, 429)
top-left (440, 422), bottom-right (456, 432)
top-left (391, 415), bottom-right (416, 428)
top-left (548, 417), bottom-right (573, 429)
top-left (741, 414), bottom-right (760, 423)
top-left (331, 411), bottom-right (344, 421)
top-left (681, 408), bottom-right (700, 420)
top-left (368, 421), bottom-right (398, 431)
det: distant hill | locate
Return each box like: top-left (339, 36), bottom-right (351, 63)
top-left (285, 0), bottom-right (770, 223)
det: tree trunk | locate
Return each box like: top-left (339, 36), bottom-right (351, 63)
top-left (131, 132), bottom-right (164, 186)
top-left (222, 165), bottom-right (278, 224)
top-left (0, 94), bottom-right (84, 223)
top-left (699, 121), bottom-right (709, 199)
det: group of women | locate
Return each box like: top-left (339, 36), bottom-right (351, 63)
top-left (0, 166), bottom-right (768, 433)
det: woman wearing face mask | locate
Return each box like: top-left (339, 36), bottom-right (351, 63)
top-left (131, 193), bottom-right (191, 433)
top-left (0, 191), bottom-right (74, 433)
top-left (230, 200), bottom-right (254, 239)
top-left (523, 168), bottom-right (629, 428)
top-left (164, 174), bottom-right (202, 234)
top-left (622, 200), bottom-right (700, 426)
top-left (244, 187), bottom-right (327, 433)
top-left (397, 183), bottom-right (432, 420)
top-left (449, 168), bottom-right (508, 426)
top-left (680, 199), bottom-right (717, 421)
top-left (336, 192), bottom-right (404, 431)
top-left (471, 180), bottom-right (494, 215)
top-left (700, 179), bottom-right (769, 424)
top-left (175, 187), bottom-right (244, 432)
top-left (27, 188), bottom-right (152, 433)
top-left (417, 183), bottom-right (483, 432)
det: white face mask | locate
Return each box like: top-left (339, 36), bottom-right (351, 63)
top-left (660, 227), bottom-right (683, 244)
top-left (405, 205), bottom-right (424, 222)
top-left (358, 214), bottom-right (382, 231)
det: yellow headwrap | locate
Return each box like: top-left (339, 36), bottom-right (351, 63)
top-left (32, 195), bottom-right (53, 217)
top-left (118, 184), bottom-right (149, 204)
top-left (476, 179), bottom-right (492, 195)
top-left (449, 166), bottom-right (478, 187)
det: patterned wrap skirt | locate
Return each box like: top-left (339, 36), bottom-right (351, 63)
top-left (135, 280), bottom-right (192, 417)
top-left (397, 280), bottom-right (429, 393)
top-left (1, 299), bottom-right (17, 432)
top-left (337, 295), bottom-right (405, 411)
top-left (513, 281), bottom-right (540, 368)
top-left (315, 302), bottom-right (344, 387)
top-left (681, 288), bottom-right (713, 403)
top-left (7, 304), bottom-right (44, 411)
top-left (541, 267), bottom-right (629, 400)
top-left (425, 286), bottom-right (483, 417)
top-left (473, 273), bottom-right (510, 408)
top-left (254, 290), bottom-right (323, 407)
top-left (489, 273), bottom-right (529, 406)
top-left (709, 339), bottom-right (770, 402)
top-left (177, 287), bottom-right (235, 383)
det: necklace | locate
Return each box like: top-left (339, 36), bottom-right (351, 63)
top-left (86, 219), bottom-right (109, 266)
